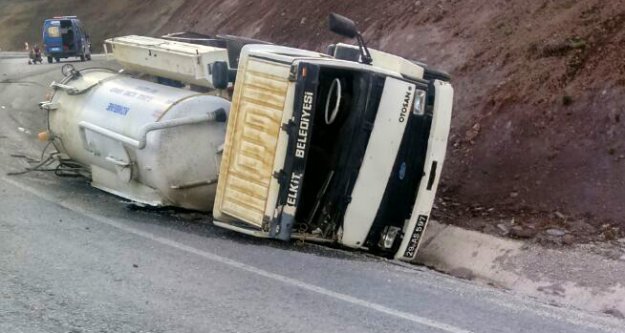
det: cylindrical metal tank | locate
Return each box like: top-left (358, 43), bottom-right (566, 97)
top-left (43, 67), bottom-right (230, 211)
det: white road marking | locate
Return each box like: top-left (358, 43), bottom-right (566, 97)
top-left (1, 176), bottom-right (472, 333)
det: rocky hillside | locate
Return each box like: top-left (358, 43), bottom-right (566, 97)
top-left (1, 0), bottom-right (624, 241)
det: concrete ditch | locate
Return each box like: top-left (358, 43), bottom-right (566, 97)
top-left (415, 221), bottom-right (625, 318)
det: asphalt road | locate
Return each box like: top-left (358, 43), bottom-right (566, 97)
top-left (0, 54), bottom-right (623, 333)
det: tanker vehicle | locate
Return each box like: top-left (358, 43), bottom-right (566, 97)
top-left (39, 14), bottom-right (453, 260)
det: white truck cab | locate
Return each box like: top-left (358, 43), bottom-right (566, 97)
top-left (212, 14), bottom-right (453, 260)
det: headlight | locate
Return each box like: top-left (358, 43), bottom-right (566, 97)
top-left (413, 89), bottom-right (426, 116)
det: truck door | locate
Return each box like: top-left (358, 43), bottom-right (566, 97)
top-left (73, 21), bottom-right (82, 54)
top-left (74, 21), bottom-right (90, 56)
top-left (43, 20), bottom-right (62, 55)
top-left (213, 55), bottom-right (293, 231)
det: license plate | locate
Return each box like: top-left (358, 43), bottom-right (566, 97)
top-left (50, 47), bottom-right (60, 51)
top-left (403, 214), bottom-right (428, 258)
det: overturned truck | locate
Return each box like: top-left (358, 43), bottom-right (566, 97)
top-left (40, 14), bottom-right (453, 260)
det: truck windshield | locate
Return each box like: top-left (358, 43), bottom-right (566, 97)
top-left (47, 26), bottom-right (61, 38)
top-left (293, 66), bottom-right (385, 237)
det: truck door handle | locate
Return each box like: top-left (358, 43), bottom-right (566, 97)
top-left (426, 161), bottom-right (438, 191)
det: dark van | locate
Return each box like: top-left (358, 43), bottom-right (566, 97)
top-left (42, 16), bottom-right (92, 63)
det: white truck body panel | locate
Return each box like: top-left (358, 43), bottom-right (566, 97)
top-left (213, 56), bottom-right (291, 227)
top-left (213, 45), bottom-right (333, 230)
top-left (340, 77), bottom-right (415, 247)
top-left (104, 35), bottom-right (229, 88)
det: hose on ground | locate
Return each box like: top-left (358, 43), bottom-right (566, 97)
top-left (6, 140), bottom-right (87, 178)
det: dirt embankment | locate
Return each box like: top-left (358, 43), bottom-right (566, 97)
top-left (1, 0), bottom-right (624, 243)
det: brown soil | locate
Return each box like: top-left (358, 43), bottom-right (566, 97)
top-left (1, 0), bottom-right (624, 244)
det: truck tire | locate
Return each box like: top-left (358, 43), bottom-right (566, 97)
top-left (47, 56), bottom-right (53, 64)
top-left (55, 57), bottom-right (60, 63)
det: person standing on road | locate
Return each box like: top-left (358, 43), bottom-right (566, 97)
top-left (66, 28), bottom-right (74, 50)
top-left (26, 42), bottom-right (32, 64)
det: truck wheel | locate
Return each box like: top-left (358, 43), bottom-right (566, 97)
top-left (47, 56), bottom-right (53, 64)
top-left (55, 57), bottom-right (60, 63)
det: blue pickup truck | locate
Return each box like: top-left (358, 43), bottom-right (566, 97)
top-left (42, 16), bottom-right (92, 63)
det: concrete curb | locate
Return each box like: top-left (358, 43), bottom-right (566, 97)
top-left (415, 221), bottom-right (625, 318)
top-left (0, 52), bottom-right (29, 59)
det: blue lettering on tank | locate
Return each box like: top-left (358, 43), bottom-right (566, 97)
top-left (105, 103), bottom-right (130, 116)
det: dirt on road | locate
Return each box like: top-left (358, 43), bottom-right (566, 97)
top-left (1, 0), bottom-right (624, 245)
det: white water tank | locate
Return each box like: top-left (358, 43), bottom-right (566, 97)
top-left (43, 67), bottom-right (230, 211)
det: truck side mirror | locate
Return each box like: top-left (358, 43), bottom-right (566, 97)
top-left (329, 13), bottom-right (358, 38)
top-left (328, 13), bottom-right (372, 64)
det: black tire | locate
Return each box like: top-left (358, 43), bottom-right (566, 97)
top-left (47, 56), bottom-right (53, 64)
top-left (55, 57), bottom-right (60, 63)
